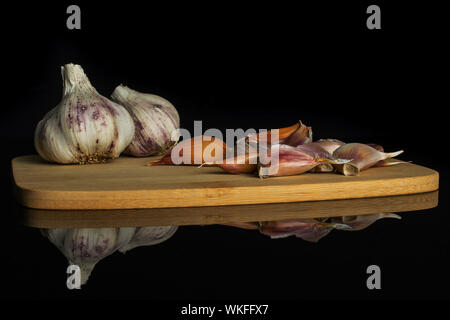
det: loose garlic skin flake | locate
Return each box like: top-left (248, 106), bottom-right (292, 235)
top-left (34, 64), bottom-right (135, 164)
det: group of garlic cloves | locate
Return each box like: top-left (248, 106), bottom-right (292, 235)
top-left (148, 121), bottom-right (405, 177)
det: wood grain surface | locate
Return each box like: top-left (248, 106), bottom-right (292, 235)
top-left (19, 191), bottom-right (439, 228)
top-left (12, 155), bottom-right (439, 210)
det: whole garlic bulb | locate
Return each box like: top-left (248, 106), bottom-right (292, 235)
top-left (41, 227), bottom-right (136, 285)
top-left (35, 64), bottom-right (135, 164)
top-left (119, 226), bottom-right (178, 253)
top-left (111, 85), bottom-right (180, 157)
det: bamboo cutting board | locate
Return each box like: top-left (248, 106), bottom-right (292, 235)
top-left (19, 191), bottom-right (439, 228)
top-left (12, 155), bottom-right (439, 210)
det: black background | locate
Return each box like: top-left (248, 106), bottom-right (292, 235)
top-left (1, 0), bottom-right (448, 310)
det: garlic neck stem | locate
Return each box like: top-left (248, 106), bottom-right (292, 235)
top-left (61, 63), bottom-right (97, 96)
top-left (111, 85), bottom-right (132, 102)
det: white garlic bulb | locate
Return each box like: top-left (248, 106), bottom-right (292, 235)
top-left (41, 227), bottom-right (136, 285)
top-left (111, 85), bottom-right (180, 157)
top-left (35, 64), bottom-right (135, 164)
top-left (119, 226), bottom-right (178, 253)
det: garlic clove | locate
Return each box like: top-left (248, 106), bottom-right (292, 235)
top-left (258, 145), bottom-right (318, 178)
top-left (41, 227), bottom-right (136, 285)
top-left (245, 121), bottom-right (302, 144)
top-left (332, 143), bottom-right (404, 176)
top-left (295, 142), bottom-right (337, 173)
top-left (209, 151), bottom-right (259, 174)
top-left (258, 144), bottom-right (350, 178)
top-left (313, 139), bottom-right (345, 154)
top-left (374, 159), bottom-right (407, 167)
top-left (295, 143), bottom-right (332, 159)
top-left (119, 226), bottom-right (178, 253)
top-left (111, 85), bottom-right (180, 157)
top-left (147, 135), bottom-right (229, 166)
top-left (35, 64), bottom-right (135, 164)
top-left (279, 121), bottom-right (313, 146)
top-left (367, 143), bottom-right (384, 152)
top-left (309, 163), bottom-right (335, 173)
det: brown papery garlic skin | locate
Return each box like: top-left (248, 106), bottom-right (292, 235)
top-left (147, 136), bottom-right (229, 166)
top-left (279, 121), bottom-right (313, 147)
top-left (332, 143), bottom-right (404, 176)
top-left (245, 121), bottom-right (302, 143)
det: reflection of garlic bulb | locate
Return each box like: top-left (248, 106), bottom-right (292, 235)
top-left (35, 64), bottom-right (135, 164)
top-left (41, 227), bottom-right (136, 285)
top-left (119, 226), bottom-right (178, 253)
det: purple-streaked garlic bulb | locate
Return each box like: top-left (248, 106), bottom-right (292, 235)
top-left (332, 143), bottom-right (404, 176)
top-left (41, 227), bottom-right (136, 285)
top-left (111, 85), bottom-right (180, 157)
top-left (34, 64), bottom-right (135, 164)
top-left (119, 226), bottom-right (178, 253)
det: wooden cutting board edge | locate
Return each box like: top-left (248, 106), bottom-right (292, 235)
top-left (13, 160), bottom-right (439, 210)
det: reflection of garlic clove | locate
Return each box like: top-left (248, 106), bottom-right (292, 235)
top-left (119, 226), bottom-right (178, 253)
top-left (35, 64), bottom-right (135, 164)
top-left (41, 227), bottom-right (136, 285)
top-left (331, 213), bottom-right (401, 231)
top-left (111, 85), bottom-right (180, 157)
top-left (259, 219), bottom-right (343, 242)
top-left (332, 143), bottom-right (404, 176)
top-left (221, 221), bottom-right (260, 230)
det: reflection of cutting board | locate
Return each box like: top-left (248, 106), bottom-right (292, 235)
top-left (12, 155), bottom-right (439, 210)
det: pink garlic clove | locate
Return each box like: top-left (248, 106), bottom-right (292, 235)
top-left (313, 139), bottom-right (345, 154)
top-left (258, 145), bottom-right (320, 178)
top-left (211, 152), bottom-right (259, 174)
top-left (258, 144), bottom-right (350, 178)
top-left (332, 143), bottom-right (404, 176)
top-left (294, 143), bottom-right (336, 173)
